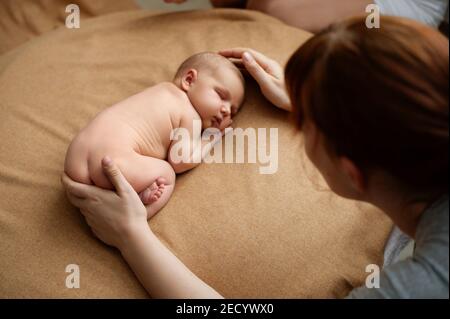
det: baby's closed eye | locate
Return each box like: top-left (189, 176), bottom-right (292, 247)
top-left (215, 88), bottom-right (226, 100)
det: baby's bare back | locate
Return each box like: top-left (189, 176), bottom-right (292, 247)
top-left (64, 82), bottom-right (189, 188)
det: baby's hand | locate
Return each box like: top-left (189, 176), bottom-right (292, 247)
top-left (204, 118), bottom-right (232, 148)
top-left (219, 117), bottom-right (233, 136)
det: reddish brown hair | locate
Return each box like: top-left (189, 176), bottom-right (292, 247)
top-left (285, 16), bottom-right (449, 201)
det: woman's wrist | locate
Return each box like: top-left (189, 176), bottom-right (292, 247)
top-left (117, 221), bottom-right (154, 252)
top-left (271, 95), bottom-right (292, 112)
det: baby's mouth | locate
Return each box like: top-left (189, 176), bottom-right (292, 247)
top-left (212, 116), bottom-right (223, 128)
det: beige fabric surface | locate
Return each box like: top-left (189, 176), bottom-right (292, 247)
top-left (0, 0), bottom-right (138, 55)
top-left (0, 7), bottom-right (393, 298)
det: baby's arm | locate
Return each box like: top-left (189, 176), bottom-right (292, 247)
top-left (167, 114), bottom-right (221, 174)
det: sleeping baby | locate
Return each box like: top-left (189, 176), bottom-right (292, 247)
top-left (64, 52), bottom-right (245, 219)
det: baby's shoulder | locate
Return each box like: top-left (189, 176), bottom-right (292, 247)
top-left (149, 82), bottom-right (197, 126)
top-left (157, 82), bottom-right (197, 113)
top-left (151, 82), bottom-right (186, 100)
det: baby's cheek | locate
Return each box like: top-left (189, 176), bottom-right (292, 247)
top-left (201, 92), bottom-right (218, 111)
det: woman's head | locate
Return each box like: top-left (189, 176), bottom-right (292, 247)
top-left (285, 16), bottom-right (449, 203)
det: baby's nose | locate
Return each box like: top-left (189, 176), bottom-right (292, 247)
top-left (221, 105), bottom-right (231, 115)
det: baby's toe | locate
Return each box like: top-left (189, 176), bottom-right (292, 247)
top-left (156, 177), bottom-right (167, 185)
top-left (149, 182), bottom-right (158, 191)
top-left (139, 188), bottom-right (150, 202)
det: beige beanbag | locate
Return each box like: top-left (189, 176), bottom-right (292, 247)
top-left (0, 7), bottom-right (392, 298)
top-left (0, 0), bottom-right (138, 55)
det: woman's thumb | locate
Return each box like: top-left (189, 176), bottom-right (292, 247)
top-left (102, 156), bottom-right (132, 195)
top-left (242, 52), bottom-right (270, 88)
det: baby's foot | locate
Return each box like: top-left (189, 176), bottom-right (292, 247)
top-left (139, 177), bottom-right (166, 205)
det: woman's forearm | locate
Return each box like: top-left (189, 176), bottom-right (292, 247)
top-left (120, 225), bottom-right (224, 299)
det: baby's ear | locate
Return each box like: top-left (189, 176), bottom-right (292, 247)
top-left (180, 69), bottom-right (198, 91)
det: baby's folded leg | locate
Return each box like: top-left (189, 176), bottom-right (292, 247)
top-left (121, 153), bottom-right (176, 219)
top-left (64, 143), bottom-right (92, 185)
top-left (142, 176), bottom-right (175, 219)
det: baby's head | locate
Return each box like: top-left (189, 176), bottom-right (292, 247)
top-left (174, 52), bottom-right (245, 130)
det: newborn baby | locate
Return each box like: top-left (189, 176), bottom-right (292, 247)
top-left (64, 52), bottom-right (245, 219)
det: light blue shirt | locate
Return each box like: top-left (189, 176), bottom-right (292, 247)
top-left (375, 0), bottom-right (449, 27)
top-left (347, 196), bottom-right (449, 299)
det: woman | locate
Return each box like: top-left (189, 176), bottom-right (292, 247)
top-left (166, 0), bottom-right (449, 34)
top-left (62, 16), bottom-right (449, 298)
top-left (247, 0), bottom-right (449, 33)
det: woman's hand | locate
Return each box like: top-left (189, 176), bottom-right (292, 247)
top-left (63, 157), bottom-right (223, 298)
top-left (61, 156), bottom-right (149, 250)
top-left (219, 48), bottom-right (292, 111)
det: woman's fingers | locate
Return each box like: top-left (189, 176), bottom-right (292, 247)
top-left (61, 172), bottom-right (94, 199)
top-left (79, 208), bottom-right (94, 219)
top-left (231, 59), bottom-right (244, 69)
top-left (85, 217), bottom-right (100, 238)
top-left (219, 47), bottom-right (260, 59)
top-left (221, 47), bottom-right (290, 111)
top-left (65, 190), bottom-right (88, 210)
top-left (219, 48), bottom-right (273, 71)
top-left (101, 156), bottom-right (134, 197)
top-left (241, 52), bottom-right (273, 89)
top-left (85, 215), bottom-right (94, 227)
top-left (220, 48), bottom-right (280, 86)
top-left (221, 48), bottom-right (273, 82)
